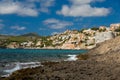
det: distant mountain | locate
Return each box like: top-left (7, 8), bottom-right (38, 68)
top-left (20, 33), bottom-right (40, 37)
top-left (0, 34), bottom-right (13, 39)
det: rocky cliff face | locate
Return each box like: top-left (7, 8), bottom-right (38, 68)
top-left (88, 36), bottom-right (120, 54)
top-left (87, 36), bottom-right (120, 63)
top-left (95, 31), bottom-right (115, 43)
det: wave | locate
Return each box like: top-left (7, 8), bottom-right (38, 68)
top-left (65, 55), bottom-right (78, 61)
top-left (4, 63), bottom-right (21, 73)
top-left (2, 62), bottom-right (41, 77)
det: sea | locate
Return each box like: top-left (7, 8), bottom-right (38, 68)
top-left (0, 49), bottom-right (87, 77)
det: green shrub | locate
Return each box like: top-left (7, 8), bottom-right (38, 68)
top-left (91, 27), bottom-right (99, 31)
top-left (115, 28), bottom-right (120, 32)
top-left (8, 36), bottom-right (27, 42)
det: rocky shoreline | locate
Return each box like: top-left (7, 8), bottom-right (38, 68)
top-left (1, 36), bottom-right (120, 80)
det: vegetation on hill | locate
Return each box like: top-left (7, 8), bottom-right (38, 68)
top-left (0, 24), bottom-right (120, 49)
top-left (21, 32), bottom-right (40, 37)
top-left (91, 27), bottom-right (99, 31)
top-left (7, 36), bottom-right (28, 43)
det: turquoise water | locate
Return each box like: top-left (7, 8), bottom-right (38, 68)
top-left (0, 49), bottom-right (87, 77)
top-left (0, 49), bottom-right (87, 62)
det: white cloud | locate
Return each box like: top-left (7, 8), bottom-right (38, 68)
top-left (57, 0), bottom-right (110, 17)
top-left (11, 26), bottom-right (26, 30)
top-left (0, 0), bottom-right (38, 16)
top-left (43, 18), bottom-right (73, 29)
top-left (39, 0), bottom-right (55, 13)
top-left (26, 0), bottom-right (40, 2)
top-left (44, 19), bottom-right (59, 24)
top-left (26, 0), bottom-right (55, 13)
top-left (70, 0), bottom-right (93, 4)
top-left (69, 0), bottom-right (105, 5)
top-left (0, 0), bottom-right (55, 16)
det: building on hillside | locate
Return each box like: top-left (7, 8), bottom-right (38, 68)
top-left (83, 29), bottom-right (96, 36)
top-left (36, 41), bottom-right (42, 46)
top-left (99, 26), bottom-right (107, 31)
top-left (110, 23), bottom-right (120, 31)
top-left (26, 41), bottom-right (34, 47)
top-left (61, 43), bottom-right (75, 49)
top-left (7, 42), bottom-right (19, 49)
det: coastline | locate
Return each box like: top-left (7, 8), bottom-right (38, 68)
top-left (0, 55), bottom-right (78, 78)
top-left (2, 36), bottom-right (120, 80)
top-left (2, 47), bottom-right (91, 50)
top-left (0, 49), bottom-right (86, 78)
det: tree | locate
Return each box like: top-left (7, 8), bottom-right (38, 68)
top-left (115, 28), bottom-right (120, 32)
top-left (99, 28), bottom-right (106, 32)
top-left (91, 27), bottom-right (99, 31)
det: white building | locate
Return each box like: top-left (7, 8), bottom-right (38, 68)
top-left (110, 23), bottom-right (120, 31)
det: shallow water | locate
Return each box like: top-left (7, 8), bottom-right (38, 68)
top-left (0, 49), bottom-right (87, 77)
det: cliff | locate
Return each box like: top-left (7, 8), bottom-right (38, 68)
top-left (86, 36), bottom-right (120, 63)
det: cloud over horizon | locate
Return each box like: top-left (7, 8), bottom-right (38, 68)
top-left (11, 26), bottom-right (26, 30)
top-left (57, 0), bottom-right (110, 17)
top-left (39, 0), bottom-right (55, 13)
top-left (43, 18), bottom-right (73, 29)
top-left (0, 0), bottom-right (55, 17)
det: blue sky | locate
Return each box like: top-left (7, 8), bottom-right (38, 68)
top-left (0, 0), bottom-right (120, 36)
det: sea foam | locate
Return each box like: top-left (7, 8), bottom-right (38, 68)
top-left (4, 63), bottom-right (21, 73)
top-left (2, 62), bottom-right (41, 77)
top-left (65, 55), bottom-right (77, 61)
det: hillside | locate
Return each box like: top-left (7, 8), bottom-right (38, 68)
top-left (0, 23), bottom-right (120, 49)
top-left (86, 36), bottom-right (120, 63)
top-left (2, 36), bottom-right (120, 80)
top-left (20, 33), bottom-right (40, 37)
